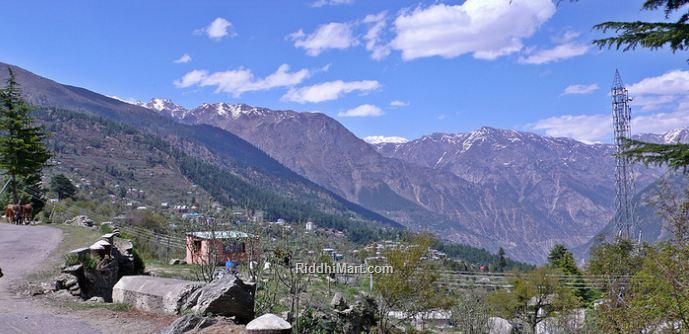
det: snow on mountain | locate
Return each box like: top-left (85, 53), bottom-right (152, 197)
top-left (363, 136), bottom-right (409, 144)
top-left (634, 128), bottom-right (689, 144)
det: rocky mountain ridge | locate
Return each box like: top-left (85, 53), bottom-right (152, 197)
top-left (133, 98), bottom-right (676, 263)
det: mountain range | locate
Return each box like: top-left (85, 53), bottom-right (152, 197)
top-left (1, 61), bottom-right (682, 263)
top-left (132, 98), bottom-right (673, 262)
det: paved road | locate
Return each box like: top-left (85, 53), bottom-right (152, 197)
top-left (0, 223), bottom-right (100, 333)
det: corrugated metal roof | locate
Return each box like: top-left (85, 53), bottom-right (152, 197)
top-left (186, 231), bottom-right (254, 239)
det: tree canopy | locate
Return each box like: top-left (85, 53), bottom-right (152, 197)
top-left (0, 68), bottom-right (51, 205)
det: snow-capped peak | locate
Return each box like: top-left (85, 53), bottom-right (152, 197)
top-left (663, 128), bottom-right (689, 143)
top-left (193, 103), bottom-right (268, 119)
top-left (364, 136), bottom-right (409, 145)
top-left (140, 98), bottom-right (189, 119)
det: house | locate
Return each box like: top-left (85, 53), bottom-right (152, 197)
top-left (305, 221), bottom-right (314, 231)
top-left (185, 231), bottom-right (257, 265)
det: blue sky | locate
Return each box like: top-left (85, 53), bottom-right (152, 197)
top-left (1, 0), bottom-right (687, 143)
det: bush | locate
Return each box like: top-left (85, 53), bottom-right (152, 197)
top-left (64, 253), bottom-right (80, 266)
top-left (82, 253), bottom-right (99, 270)
top-left (99, 224), bottom-right (113, 234)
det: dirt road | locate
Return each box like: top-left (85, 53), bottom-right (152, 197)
top-left (0, 223), bottom-right (171, 333)
top-left (0, 223), bottom-right (99, 333)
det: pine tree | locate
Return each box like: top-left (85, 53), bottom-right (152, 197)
top-left (0, 68), bottom-right (51, 205)
top-left (547, 244), bottom-right (580, 276)
top-left (590, 0), bottom-right (689, 56)
top-left (622, 138), bottom-right (689, 172)
top-left (49, 174), bottom-right (77, 200)
top-left (497, 247), bottom-right (507, 272)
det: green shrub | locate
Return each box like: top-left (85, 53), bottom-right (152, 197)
top-left (64, 253), bottom-right (80, 266)
top-left (99, 224), bottom-right (113, 234)
top-left (82, 253), bottom-right (99, 270)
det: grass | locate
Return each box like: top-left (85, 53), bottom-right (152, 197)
top-left (144, 259), bottom-right (195, 280)
top-left (26, 224), bottom-right (103, 282)
top-left (55, 298), bottom-right (132, 312)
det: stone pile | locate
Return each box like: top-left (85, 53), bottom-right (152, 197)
top-left (53, 231), bottom-right (140, 301)
top-left (64, 215), bottom-right (95, 227)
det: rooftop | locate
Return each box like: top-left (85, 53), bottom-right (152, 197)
top-left (186, 231), bottom-right (255, 239)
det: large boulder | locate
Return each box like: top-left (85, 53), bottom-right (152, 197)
top-left (489, 317), bottom-right (514, 334)
top-left (112, 276), bottom-right (203, 314)
top-left (182, 274), bottom-right (256, 324)
top-left (330, 292), bottom-right (347, 310)
top-left (82, 257), bottom-right (119, 301)
top-left (246, 314), bottom-right (291, 334)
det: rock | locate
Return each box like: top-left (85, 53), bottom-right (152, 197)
top-left (160, 314), bottom-right (217, 334)
top-left (182, 274), bottom-right (256, 324)
top-left (330, 292), bottom-right (347, 310)
top-left (28, 282), bottom-right (53, 296)
top-left (65, 215), bottom-right (94, 227)
top-left (246, 314), bottom-right (291, 334)
top-left (114, 239), bottom-right (133, 255)
top-left (489, 317), bottom-right (514, 334)
top-left (54, 289), bottom-right (74, 299)
top-left (86, 296), bottom-right (105, 303)
top-left (168, 258), bottom-right (181, 265)
top-left (55, 273), bottom-right (79, 290)
top-left (112, 276), bottom-right (203, 314)
top-left (82, 256), bottom-right (118, 302)
top-left (62, 264), bottom-right (83, 275)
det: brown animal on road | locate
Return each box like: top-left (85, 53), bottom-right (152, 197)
top-left (21, 204), bottom-right (32, 223)
top-left (5, 204), bottom-right (32, 224)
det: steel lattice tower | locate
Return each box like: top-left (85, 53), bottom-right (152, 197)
top-left (611, 70), bottom-right (638, 240)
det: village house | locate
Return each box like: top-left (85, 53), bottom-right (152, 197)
top-left (185, 231), bottom-right (257, 265)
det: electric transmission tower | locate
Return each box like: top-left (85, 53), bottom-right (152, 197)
top-left (611, 69), bottom-right (639, 241)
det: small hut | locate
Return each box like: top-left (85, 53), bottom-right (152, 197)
top-left (185, 231), bottom-right (256, 265)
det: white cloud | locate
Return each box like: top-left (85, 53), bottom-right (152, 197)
top-left (624, 70), bottom-right (689, 112)
top-left (338, 104), bottom-right (384, 117)
top-left (528, 109), bottom-right (689, 143)
top-left (518, 43), bottom-right (589, 64)
top-left (289, 22), bottom-right (357, 56)
top-left (173, 64), bottom-right (311, 97)
top-left (173, 54), bottom-right (192, 64)
top-left (196, 18), bottom-right (235, 40)
top-left (390, 100), bottom-right (409, 108)
top-left (529, 70), bottom-right (689, 142)
top-left (561, 84), bottom-right (599, 96)
top-left (281, 80), bottom-right (381, 103)
top-left (628, 70), bottom-right (689, 96)
top-left (551, 30), bottom-right (580, 44)
top-left (631, 95), bottom-right (676, 112)
top-left (364, 135), bottom-right (409, 144)
top-left (363, 12), bottom-right (391, 60)
top-left (632, 109), bottom-right (689, 134)
top-left (391, 0), bottom-right (555, 61)
top-left (174, 69), bottom-right (209, 88)
top-left (529, 114), bottom-right (612, 144)
top-left (310, 0), bottom-right (353, 8)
